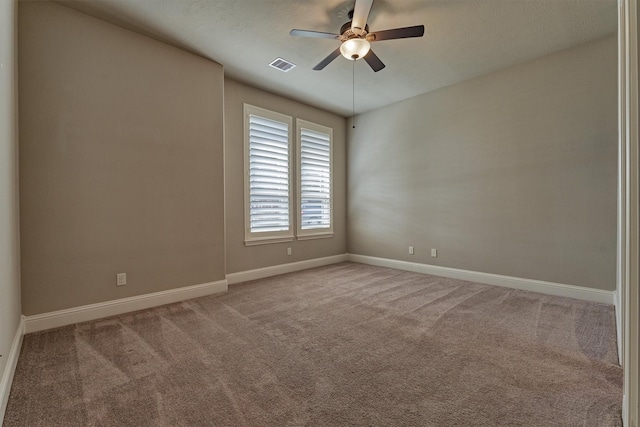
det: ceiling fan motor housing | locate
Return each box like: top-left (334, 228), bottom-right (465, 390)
top-left (340, 21), bottom-right (369, 39)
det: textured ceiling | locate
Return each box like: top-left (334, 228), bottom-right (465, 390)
top-left (56, 0), bottom-right (617, 117)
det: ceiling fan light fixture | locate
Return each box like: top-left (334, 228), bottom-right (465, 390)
top-left (340, 38), bottom-right (370, 60)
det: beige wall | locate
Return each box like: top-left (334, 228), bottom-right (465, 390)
top-left (224, 79), bottom-right (347, 273)
top-left (348, 35), bottom-right (618, 290)
top-left (0, 0), bottom-right (21, 387)
top-left (15, 1), bottom-right (616, 319)
top-left (19, 2), bottom-right (225, 315)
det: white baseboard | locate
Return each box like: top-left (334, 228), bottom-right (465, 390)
top-left (615, 289), bottom-right (623, 366)
top-left (24, 280), bottom-right (228, 334)
top-left (227, 254), bottom-right (349, 285)
top-left (0, 316), bottom-right (24, 422)
top-left (348, 254), bottom-right (615, 305)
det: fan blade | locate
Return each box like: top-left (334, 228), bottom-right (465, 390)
top-left (313, 48), bottom-right (342, 70)
top-left (367, 25), bottom-right (425, 41)
top-left (290, 29), bottom-right (340, 40)
top-left (352, 0), bottom-right (374, 32)
top-left (363, 49), bottom-right (385, 72)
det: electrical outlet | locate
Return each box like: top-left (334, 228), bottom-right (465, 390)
top-left (431, 248), bottom-right (437, 258)
top-left (409, 246), bottom-right (414, 255)
top-left (287, 247), bottom-right (292, 256)
top-left (117, 273), bottom-right (127, 286)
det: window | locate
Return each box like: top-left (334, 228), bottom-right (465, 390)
top-left (244, 104), bottom-right (293, 245)
top-left (297, 119), bottom-right (333, 239)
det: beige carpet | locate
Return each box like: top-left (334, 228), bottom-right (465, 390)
top-left (5, 262), bottom-right (622, 426)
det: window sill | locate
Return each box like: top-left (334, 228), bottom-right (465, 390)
top-left (245, 236), bottom-right (294, 246)
top-left (296, 232), bottom-right (334, 241)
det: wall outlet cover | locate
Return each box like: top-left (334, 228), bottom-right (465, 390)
top-left (117, 273), bottom-right (127, 286)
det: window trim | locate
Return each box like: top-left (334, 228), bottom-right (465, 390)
top-left (296, 119), bottom-right (334, 240)
top-left (243, 104), bottom-right (294, 246)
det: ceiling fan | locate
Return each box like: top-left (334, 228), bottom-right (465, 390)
top-left (290, 0), bottom-right (425, 72)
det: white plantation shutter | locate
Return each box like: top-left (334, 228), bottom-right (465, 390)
top-left (298, 120), bottom-right (333, 237)
top-left (244, 105), bottom-right (293, 244)
top-left (249, 115), bottom-right (290, 232)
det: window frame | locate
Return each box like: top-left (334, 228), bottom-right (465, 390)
top-left (243, 104), bottom-right (294, 246)
top-left (296, 119), bottom-right (334, 240)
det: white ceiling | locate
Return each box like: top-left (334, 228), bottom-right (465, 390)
top-left (56, 0), bottom-right (617, 117)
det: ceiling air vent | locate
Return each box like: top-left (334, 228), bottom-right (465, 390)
top-left (269, 57), bottom-right (296, 72)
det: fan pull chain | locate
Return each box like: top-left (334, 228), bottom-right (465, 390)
top-left (352, 60), bottom-right (356, 129)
